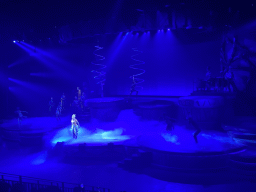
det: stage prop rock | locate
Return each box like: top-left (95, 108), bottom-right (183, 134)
top-left (179, 96), bottom-right (224, 130)
top-left (87, 97), bottom-right (124, 122)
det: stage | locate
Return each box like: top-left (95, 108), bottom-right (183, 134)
top-left (0, 106), bottom-right (256, 191)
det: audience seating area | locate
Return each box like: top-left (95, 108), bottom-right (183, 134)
top-left (0, 172), bottom-right (110, 192)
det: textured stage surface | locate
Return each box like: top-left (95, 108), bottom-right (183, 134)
top-left (1, 109), bottom-right (244, 152)
top-left (0, 110), bottom-right (256, 192)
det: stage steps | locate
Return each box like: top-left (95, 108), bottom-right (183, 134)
top-left (79, 107), bottom-right (91, 122)
top-left (230, 149), bottom-right (256, 163)
top-left (118, 150), bottom-right (153, 170)
top-left (229, 149), bottom-right (256, 178)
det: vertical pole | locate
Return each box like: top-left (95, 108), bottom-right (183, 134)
top-left (1, 175), bottom-right (4, 181)
top-left (19, 176), bottom-right (22, 184)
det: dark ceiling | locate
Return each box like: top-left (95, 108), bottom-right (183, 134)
top-left (0, 0), bottom-right (255, 43)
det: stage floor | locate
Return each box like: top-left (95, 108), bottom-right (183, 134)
top-left (0, 110), bottom-right (256, 192)
top-left (1, 110), bottom-right (245, 153)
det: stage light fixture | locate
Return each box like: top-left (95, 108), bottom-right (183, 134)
top-left (13, 40), bottom-right (16, 43)
top-left (168, 28), bottom-right (170, 31)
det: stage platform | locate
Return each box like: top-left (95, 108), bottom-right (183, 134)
top-left (1, 108), bottom-right (255, 184)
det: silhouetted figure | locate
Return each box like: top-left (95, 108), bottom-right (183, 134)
top-left (205, 66), bottom-right (214, 90)
top-left (77, 87), bottom-right (81, 100)
top-left (61, 93), bottom-right (66, 110)
top-left (130, 76), bottom-right (138, 96)
top-left (206, 66), bottom-right (212, 81)
top-left (80, 92), bottom-right (86, 110)
top-left (56, 104), bottom-right (61, 121)
top-left (186, 113), bottom-right (201, 143)
top-left (225, 66), bottom-right (237, 92)
top-left (49, 97), bottom-right (55, 115)
top-left (164, 114), bottom-right (176, 131)
top-left (15, 107), bottom-right (27, 126)
top-left (217, 66), bottom-right (226, 92)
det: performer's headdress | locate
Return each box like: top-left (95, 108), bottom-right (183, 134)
top-left (72, 114), bottom-right (76, 118)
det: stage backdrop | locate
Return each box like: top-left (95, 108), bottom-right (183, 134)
top-left (2, 30), bottom-right (220, 116)
top-left (105, 31), bottom-right (220, 96)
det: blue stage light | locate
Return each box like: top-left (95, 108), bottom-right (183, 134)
top-left (13, 40), bottom-right (16, 43)
top-left (168, 28), bottom-right (170, 31)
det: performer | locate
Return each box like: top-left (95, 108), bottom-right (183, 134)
top-left (60, 93), bottom-right (66, 110)
top-left (15, 107), bottom-right (27, 125)
top-left (77, 87), bottom-right (81, 100)
top-left (56, 104), bottom-right (61, 121)
top-left (186, 113), bottom-right (201, 143)
top-left (164, 114), bottom-right (176, 131)
top-left (80, 92), bottom-right (86, 110)
top-left (217, 66), bottom-right (226, 92)
top-left (71, 114), bottom-right (79, 139)
top-left (224, 66), bottom-right (237, 92)
top-left (130, 76), bottom-right (138, 96)
top-left (205, 66), bottom-right (214, 90)
top-left (49, 97), bottom-right (55, 114)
